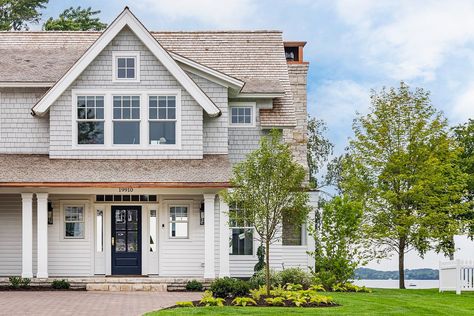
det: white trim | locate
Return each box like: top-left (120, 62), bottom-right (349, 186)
top-left (228, 102), bottom-right (257, 128)
top-left (170, 52), bottom-right (244, 90)
top-left (112, 51), bottom-right (140, 83)
top-left (71, 88), bottom-right (182, 150)
top-left (21, 193), bottom-right (33, 278)
top-left (36, 193), bottom-right (49, 278)
top-left (0, 82), bottom-right (54, 88)
top-left (32, 8), bottom-right (221, 117)
top-left (203, 194), bottom-right (215, 278)
top-left (168, 203), bottom-right (191, 239)
top-left (219, 198), bottom-right (230, 277)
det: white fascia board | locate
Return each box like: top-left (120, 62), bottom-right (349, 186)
top-left (169, 52), bottom-right (244, 91)
top-left (32, 8), bottom-right (221, 118)
top-left (0, 82), bottom-right (54, 88)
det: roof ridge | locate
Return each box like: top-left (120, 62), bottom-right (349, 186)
top-left (0, 30), bottom-right (282, 34)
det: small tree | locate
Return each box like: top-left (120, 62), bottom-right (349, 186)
top-left (43, 6), bottom-right (107, 31)
top-left (222, 130), bottom-right (310, 295)
top-left (309, 195), bottom-right (367, 289)
top-left (0, 0), bottom-right (48, 30)
top-left (307, 116), bottom-right (333, 189)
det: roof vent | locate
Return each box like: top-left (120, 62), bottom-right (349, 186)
top-left (284, 42), bottom-right (306, 63)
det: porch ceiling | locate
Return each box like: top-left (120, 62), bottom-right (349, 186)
top-left (0, 154), bottom-right (231, 187)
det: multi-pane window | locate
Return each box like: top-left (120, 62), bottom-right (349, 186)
top-left (169, 206), bottom-right (188, 238)
top-left (77, 96), bottom-right (104, 144)
top-left (229, 205), bottom-right (254, 255)
top-left (149, 96), bottom-right (177, 145)
top-left (113, 96), bottom-right (140, 144)
top-left (116, 57), bottom-right (136, 79)
top-left (282, 212), bottom-right (304, 246)
top-left (230, 106), bottom-right (252, 125)
top-left (64, 206), bottom-right (85, 239)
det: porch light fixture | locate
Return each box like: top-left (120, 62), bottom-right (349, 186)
top-left (48, 201), bottom-right (53, 225)
top-left (200, 202), bottom-right (205, 225)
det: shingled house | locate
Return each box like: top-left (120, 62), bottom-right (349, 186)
top-left (0, 8), bottom-right (316, 287)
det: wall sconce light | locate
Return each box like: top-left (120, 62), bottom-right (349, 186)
top-left (47, 201), bottom-right (53, 225)
top-left (200, 202), bottom-right (205, 225)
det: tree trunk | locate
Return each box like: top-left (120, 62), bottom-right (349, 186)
top-left (398, 238), bottom-right (406, 289)
top-left (265, 239), bottom-right (271, 296)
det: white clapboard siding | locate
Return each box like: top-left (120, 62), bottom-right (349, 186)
top-left (282, 246), bottom-right (310, 271)
top-left (0, 194), bottom-right (22, 276)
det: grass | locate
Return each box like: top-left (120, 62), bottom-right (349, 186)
top-left (145, 289), bottom-right (474, 316)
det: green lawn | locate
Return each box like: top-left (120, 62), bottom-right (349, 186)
top-left (146, 289), bottom-right (474, 316)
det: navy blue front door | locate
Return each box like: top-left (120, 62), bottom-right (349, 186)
top-left (112, 206), bottom-right (142, 275)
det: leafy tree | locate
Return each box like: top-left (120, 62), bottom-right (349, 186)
top-left (0, 0), bottom-right (48, 30)
top-left (307, 116), bottom-right (333, 189)
top-left (341, 82), bottom-right (469, 289)
top-left (222, 129), bottom-right (310, 295)
top-left (309, 195), bottom-right (367, 289)
top-left (43, 6), bottom-right (107, 31)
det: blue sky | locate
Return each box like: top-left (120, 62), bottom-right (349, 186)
top-left (38, 0), bottom-right (474, 270)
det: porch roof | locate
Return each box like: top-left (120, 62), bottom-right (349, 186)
top-left (0, 154), bottom-right (231, 188)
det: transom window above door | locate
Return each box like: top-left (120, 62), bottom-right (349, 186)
top-left (112, 52), bottom-right (140, 82)
top-left (73, 89), bottom-right (181, 149)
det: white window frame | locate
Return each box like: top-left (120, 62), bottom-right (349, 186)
top-left (228, 102), bottom-right (256, 127)
top-left (62, 203), bottom-right (86, 239)
top-left (71, 89), bottom-right (182, 150)
top-left (148, 94), bottom-right (180, 147)
top-left (111, 94), bottom-right (142, 146)
top-left (229, 206), bottom-right (255, 256)
top-left (112, 51), bottom-right (140, 83)
top-left (168, 204), bottom-right (190, 239)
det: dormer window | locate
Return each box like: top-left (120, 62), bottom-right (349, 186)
top-left (112, 52), bottom-right (140, 82)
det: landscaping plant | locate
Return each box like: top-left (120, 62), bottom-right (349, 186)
top-left (51, 279), bottom-right (70, 290)
top-left (210, 277), bottom-right (250, 298)
top-left (185, 280), bottom-right (203, 292)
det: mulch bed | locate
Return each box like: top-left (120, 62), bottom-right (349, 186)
top-left (0, 286), bottom-right (85, 291)
top-left (166, 296), bottom-right (339, 309)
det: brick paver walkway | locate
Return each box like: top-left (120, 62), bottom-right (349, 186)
top-left (0, 291), bottom-right (201, 316)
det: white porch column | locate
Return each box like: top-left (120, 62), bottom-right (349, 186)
top-left (36, 193), bottom-right (49, 278)
top-left (307, 190), bottom-right (319, 270)
top-left (219, 198), bottom-right (230, 277)
top-left (203, 194), bottom-right (216, 279)
top-left (21, 193), bottom-right (33, 278)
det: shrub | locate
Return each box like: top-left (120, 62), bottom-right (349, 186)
top-left (185, 280), bottom-right (203, 292)
top-left (232, 297), bottom-right (257, 307)
top-left (278, 268), bottom-right (312, 289)
top-left (285, 283), bottom-right (303, 291)
top-left (210, 277), bottom-right (249, 298)
top-left (248, 269), bottom-right (281, 289)
top-left (265, 297), bottom-right (285, 306)
top-left (176, 301), bottom-right (194, 308)
top-left (9, 276), bottom-right (30, 289)
top-left (332, 282), bottom-right (371, 293)
top-left (51, 279), bottom-right (70, 290)
top-left (200, 290), bottom-right (225, 306)
top-left (253, 244), bottom-right (265, 273)
top-left (249, 285), bottom-right (267, 301)
top-left (309, 294), bottom-right (336, 305)
top-left (290, 296), bottom-right (307, 307)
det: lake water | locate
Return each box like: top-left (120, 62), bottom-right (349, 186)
top-left (353, 279), bottom-right (439, 289)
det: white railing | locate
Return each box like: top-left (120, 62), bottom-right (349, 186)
top-left (439, 260), bottom-right (474, 294)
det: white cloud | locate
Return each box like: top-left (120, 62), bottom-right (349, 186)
top-left (137, 0), bottom-right (256, 28)
top-left (451, 82), bottom-right (474, 123)
top-left (334, 0), bottom-right (474, 81)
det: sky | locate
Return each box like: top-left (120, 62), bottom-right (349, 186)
top-left (36, 0), bottom-right (474, 270)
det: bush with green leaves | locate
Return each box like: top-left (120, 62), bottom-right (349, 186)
top-left (249, 285), bottom-right (267, 301)
top-left (176, 301), bottom-right (194, 308)
top-left (9, 276), bottom-right (30, 289)
top-left (253, 244), bottom-right (266, 273)
top-left (200, 290), bottom-right (225, 306)
top-left (232, 297), bottom-right (257, 307)
top-left (210, 277), bottom-right (249, 298)
top-left (185, 280), bottom-right (203, 291)
top-left (51, 279), bottom-right (70, 289)
top-left (332, 282), bottom-right (371, 293)
top-left (279, 268), bottom-right (312, 289)
top-left (248, 269), bottom-right (282, 289)
top-left (265, 296), bottom-right (286, 306)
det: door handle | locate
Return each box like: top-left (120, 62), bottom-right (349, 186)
top-left (112, 237), bottom-right (115, 246)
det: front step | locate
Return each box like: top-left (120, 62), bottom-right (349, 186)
top-left (86, 283), bottom-right (167, 292)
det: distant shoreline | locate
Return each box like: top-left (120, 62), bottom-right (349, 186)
top-left (354, 267), bottom-right (439, 280)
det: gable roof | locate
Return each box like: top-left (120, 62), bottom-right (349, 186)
top-left (31, 7), bottom-right (222, 117)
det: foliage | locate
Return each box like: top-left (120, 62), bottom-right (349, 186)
top-left (0, 0), bottom-right (48, 30)
top-left (51, 279), bottom-right (70, 289)
top-left (332, 282), bottom-right (371, 293)
top-left (200, 291), bottom-right (225, 307)
top-left (265, 297), bottom-right (286, 306)
top-left (222, 129), bottom-right (310, 295)
top-left (253, 244), bottom-right (265, 273)
top-left (231, 297), bottom-right (257, 307)
top-left (309, 284), bottom-right (325, 292)
top-left (248, 269), bottom-right (281, 289)
top-left (185, 280), bottom-right (203, 292)
top-left (309, 294), bottom-right (335, 305)
top-left (309, 195), bottom-right (366, 290)
top-left (279, 268), bottom-right (312, 289)
top-left (43, 6), bottom-right (107, 31)
top-left (210, 277), bottom-right (249, 298)
top-left (307, 116), bottom-right (334, 188)
top-left (9, 276), bottom-right (30, 288)
top-left (249, 285), bottom-right (267, 301)
top-left (285, 283), bottom-right (304, 291)
top-left (176, 301), bottom-right (194, 308)
top-left (340, 82), bottom-right (469, 288)
top-left (269, 284), bottom-right (287, 298)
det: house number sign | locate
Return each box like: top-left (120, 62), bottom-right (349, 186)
top-left (118, 187), bottom-right (134, 193)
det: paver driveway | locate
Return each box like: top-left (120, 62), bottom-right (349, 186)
top-left (0, 291), bottom-right (201, 316)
